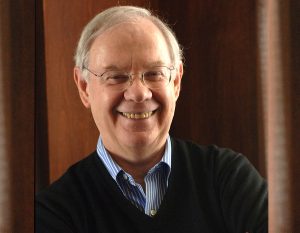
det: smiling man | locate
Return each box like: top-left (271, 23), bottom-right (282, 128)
top-left (74, 17), bottom-right (181, 185)
top-left (36, 6), bottom-right (267, 233)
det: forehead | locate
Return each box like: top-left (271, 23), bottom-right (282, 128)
top-left (89, 19), bottom-right (171, 69)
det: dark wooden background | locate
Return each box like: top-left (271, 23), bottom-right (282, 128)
top-left (1, 0), bottom-right (34, 232)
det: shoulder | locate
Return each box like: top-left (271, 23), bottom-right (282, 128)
top-left (36, 151), bottom-right (100, 206)
top-left (170, 137), bottom-right (265, 190)
top-left (170, 137), bottom-right (267, 232)
top-left (170, 137), bottom-right (247, 169)
top-left (35, 151), bottom-right (103, 232)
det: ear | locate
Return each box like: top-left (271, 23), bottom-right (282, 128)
top-left (74, 67), bottom-right (91, 108)
top-left (173, 62), bottom-right (183, 100)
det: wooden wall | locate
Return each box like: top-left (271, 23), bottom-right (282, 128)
top-left (256, 0), bottom-right (299, 230)
top-left (163, 1), bottom-right (262, 170)
top-left (0, 0), bottom-right (35, 232)
top-left (288, 0), bottom-right (300, 230)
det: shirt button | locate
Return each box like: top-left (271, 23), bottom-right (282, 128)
top-left (150, 209), bottom-right (157, 217)
top-left (123, 174), bottom-right (128, 180)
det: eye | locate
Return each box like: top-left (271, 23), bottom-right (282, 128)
top-left (144, 69), bottom-right (166, 82)
top-left (103, 72), bottom-right (129, 84)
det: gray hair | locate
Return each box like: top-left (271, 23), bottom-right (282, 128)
top-left (74, 6), bottom-right (183, 79)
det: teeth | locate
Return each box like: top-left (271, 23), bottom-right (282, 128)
top-left (122, 111), bottom-right (153, 119)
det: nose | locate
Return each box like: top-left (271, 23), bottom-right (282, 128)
top-left (124, 75), bottom-right (152, 102)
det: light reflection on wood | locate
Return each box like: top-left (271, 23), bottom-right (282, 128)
top-left (257, 0), bottom-right (292, 232)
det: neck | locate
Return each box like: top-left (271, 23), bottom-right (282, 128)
top-left (108, 144), bottom-right (166, 186)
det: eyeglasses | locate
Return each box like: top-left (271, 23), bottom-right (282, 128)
top-left (83, 65), bottom-right (175, 91)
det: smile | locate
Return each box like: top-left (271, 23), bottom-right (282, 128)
top-left (121, 111), bottom-right (154, 119)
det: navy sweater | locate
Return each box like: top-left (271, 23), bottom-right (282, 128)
top-left (36, 138), bottom-right (267, 233)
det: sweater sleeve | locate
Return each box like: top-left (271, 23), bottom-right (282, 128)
top-left (214, 149), bottom-right (268, 233)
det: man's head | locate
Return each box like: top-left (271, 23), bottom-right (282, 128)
top-left (74, 6), bottom-right (183, 162)
top-left (74, 6), bottom-right (183, 80)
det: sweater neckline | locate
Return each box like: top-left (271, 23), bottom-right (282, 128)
top-left (89, 138), bottom-right (184, 226)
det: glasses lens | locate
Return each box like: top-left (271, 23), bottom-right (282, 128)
top-left (143, 67), bottom-right (170, 89)
top-left (101, 71), bottom-right (130, 89)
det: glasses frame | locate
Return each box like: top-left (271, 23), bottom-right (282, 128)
top-left (82, 65), bottom-right (176, 90)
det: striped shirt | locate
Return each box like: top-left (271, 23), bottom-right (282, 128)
top-left (96, 136), bottom-right (172, 217)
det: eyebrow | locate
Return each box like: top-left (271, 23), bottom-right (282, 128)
top-left (146, 61), bottom-right (168, 67)
top-left (102, 61), bottom-right (168, 71)
top-left (101, 65), bottom-right (121, 71)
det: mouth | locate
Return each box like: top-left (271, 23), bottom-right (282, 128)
top-left (119, 110), bottom-right (156, 119)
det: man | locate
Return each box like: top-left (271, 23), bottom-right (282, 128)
top-left (36, 6), bottom-right (267, 233)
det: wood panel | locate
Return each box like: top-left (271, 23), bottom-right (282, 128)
top-left (36, 0), bottom-right (49, 193)
top-left (0, 1), bottom-right (12, 231)
top-left (290, 0), bottom-right (300, 230)
top-left (260, 0), bottom-right (293, 230)
top-left (0, 0), bottom-right (35, 232)
top-left (10, 0), bottom-right (35, 230)
top-left (257, 0), bottom-right (300, 231)
top-left (163, 1), bottom-right (262, 170)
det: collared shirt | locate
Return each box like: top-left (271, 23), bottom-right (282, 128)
top-left (96, 136), bottom-right (172, 217)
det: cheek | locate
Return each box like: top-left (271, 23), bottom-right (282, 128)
top-left (88, 86), bottom-right (107, 120)
top-left (167, 92), bottom-right (178, 120)
top-left (156, 89), bottom-right (177, 117)
top-left (89, 87), bottom-right (123, 118)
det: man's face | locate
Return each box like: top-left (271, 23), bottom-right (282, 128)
top-left (74, 19), bottom-right (182, 162)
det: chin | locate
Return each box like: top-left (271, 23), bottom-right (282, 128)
top-left (121, 131), bottom-right (159, 148)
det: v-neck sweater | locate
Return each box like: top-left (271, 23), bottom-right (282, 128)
top-left (36, 138), bottom-right (268, 233)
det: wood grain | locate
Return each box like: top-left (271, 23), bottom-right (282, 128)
top-left (0, 0), bottom-right (35, 232)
